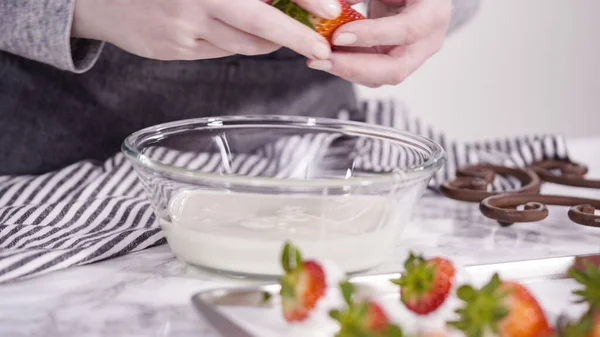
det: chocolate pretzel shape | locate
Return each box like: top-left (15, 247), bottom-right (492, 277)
top-left (439, 164), bottom-right (541, 202)
top-left (440, 161), bottom-right (600, 228)
top-left (530, 159), bottom-right (600, 188)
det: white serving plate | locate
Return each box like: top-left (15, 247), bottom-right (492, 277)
top-left (191, 253), bottom-right (598, 337)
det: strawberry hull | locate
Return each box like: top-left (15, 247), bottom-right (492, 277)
top-left (392, 253), bottom-right (457, 316)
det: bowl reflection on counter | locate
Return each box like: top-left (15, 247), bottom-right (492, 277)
top-left (122, 115), bottom-right (445, 278)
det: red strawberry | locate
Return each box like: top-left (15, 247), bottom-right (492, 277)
top-left (497, 281), bottom-right (554, 337)
top-left (391, 252), bottom-right (456, 315)
top-left (279, 242), bottom-right (326, 322)
top-left (592, 312), bottom-right (600, 337)
top-left (573, 255), bottom-right (600, 272)
top-left (363, 301), bottom-right (389, 333)
top-left (329, 281), bottom-right (403, 337)
top-left (447, 273), bottom-right (552, 337)
top-left (270, 0), bottom-right (365, 43)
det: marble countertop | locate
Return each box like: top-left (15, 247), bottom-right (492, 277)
top-left (1, 137), bottom-right (599, 337)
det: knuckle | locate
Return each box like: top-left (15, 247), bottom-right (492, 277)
top-left (174, 20), bottom-right (198, 38)
top-left (175, 36), bottom-right (196, 50)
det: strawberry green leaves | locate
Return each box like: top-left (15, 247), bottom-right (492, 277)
top-left (553, 312), bottom-right (596, 337)
top-left (553, 261), bottom-right (600, 337)
top-left (447, 274), bottom-right (511, 337)
top-left (568, 261), bottom-right (600, 310)
top-left (330, 281), bottom-right (404, 337)
top-left (279, 242), bottom-right (327, 322)
top-left (270, 0), bottom-right (314, 29)
top-left (392, 252), bottom-right (434, 303)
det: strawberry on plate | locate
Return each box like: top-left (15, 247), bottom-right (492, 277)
top-left (553, 261), bottom-right (600, 337)
top-left (329, 281), bottom-right (404, 337)
top-left (391, 252), bottom-right (456, 315)
top-left (447, 273), bottom-right (553, 337)
top-left (279, 242), bottom-right (327, 322)
top-left (553, 311), bottom-right (599, 337)
top-left (269, 0), bottom-right (365, 43)
top-left (569, 260), bottom-right (600, 312)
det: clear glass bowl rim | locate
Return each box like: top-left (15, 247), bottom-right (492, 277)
top-left (121, 115), bottom-right (446, 188)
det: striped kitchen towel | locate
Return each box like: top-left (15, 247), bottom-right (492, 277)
top-left (0, 99), bottom-right (570, 283)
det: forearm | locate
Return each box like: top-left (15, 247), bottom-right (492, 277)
top-left (0, 0), bottom-right (104, 72)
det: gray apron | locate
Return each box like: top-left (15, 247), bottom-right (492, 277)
top-left (0, 46), bottom-right (357, 175)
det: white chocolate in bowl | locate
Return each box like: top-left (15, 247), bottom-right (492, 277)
top-left (159, 189), bottom-right (418, 276)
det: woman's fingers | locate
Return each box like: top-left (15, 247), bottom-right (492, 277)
top-left (291, 0), bottom-right (341, 19)
top-left (331, 0), bottom-right (450, 47)
top-left (308, 52), bottom-right (408, 87)
top-left (201, 19), bottom-right (281, 56)
top-left (211, 0), bottom-right (332, 60)
top-left (307, 34), bottom-right (441, 87)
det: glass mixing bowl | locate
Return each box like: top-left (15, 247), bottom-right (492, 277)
top-left (122, 115), bottom-right (445, 278)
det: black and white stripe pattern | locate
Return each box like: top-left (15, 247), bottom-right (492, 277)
top-left (352, 99), bottom-right (570, 191)
top-left (0, 99), bottom-right (570, 283)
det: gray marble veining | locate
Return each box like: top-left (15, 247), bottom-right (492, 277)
top-left (1, 137), bottom-right (599, 337)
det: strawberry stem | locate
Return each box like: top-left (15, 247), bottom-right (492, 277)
top-left (281, 241), bottom-right (303, 273)
top-left (391, 252), bottom-right (436, 303)
top-left (340, 281), bottom-right (354, 307)
top-left (269, 0), bottom-right (315, 29)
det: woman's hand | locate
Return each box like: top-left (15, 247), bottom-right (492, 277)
top-left (307, 0), bottom-right (452, 88)
top-left (72, 0), bottom-right (339, 61)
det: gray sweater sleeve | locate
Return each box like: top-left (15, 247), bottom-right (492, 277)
top-left (0, 0), bottom-right (104, 73)
top-left (449, 0), bottom-right (481, 34)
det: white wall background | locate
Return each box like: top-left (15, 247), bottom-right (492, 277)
top-left (356, 0), bottom-right (600, 142)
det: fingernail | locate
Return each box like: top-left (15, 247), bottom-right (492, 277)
top-left (321, 0), bottom-right (341, 19)
top-left (333, 33), bottom-right (357, 46)
top-left (312, 42), bottom-right (331, 60)
top-left (308, 60), bottom-right (332, 71)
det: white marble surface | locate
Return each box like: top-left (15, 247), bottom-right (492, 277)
top-left (1, 137), bottom-right (599, 337)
